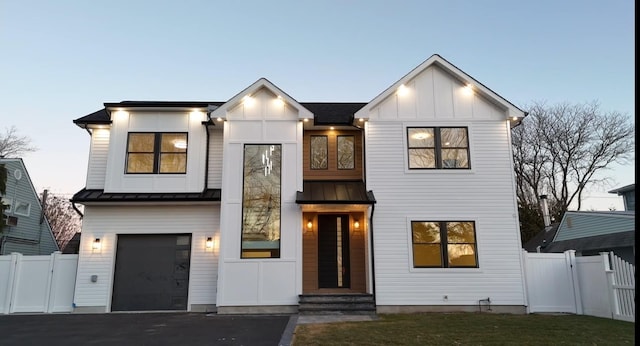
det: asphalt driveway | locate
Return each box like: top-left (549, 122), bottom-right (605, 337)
top-left (0, 313), bottom-right (293, 346)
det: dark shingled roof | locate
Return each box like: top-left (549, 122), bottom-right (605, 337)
top-left (302, 103), bottom-right (367, 125)
top-left (73, 102), bottom-right (367, 127)
top-left (71, 188), bottom-right (221, 203)
top-left (296, 180), bottom-right (376, 204)
top-left (523, 223), bottom-right (560, 252)
top-left (543, 231), bottom-right (635, 253)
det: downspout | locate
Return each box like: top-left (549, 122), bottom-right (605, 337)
top-left (353, 119), bottom-right (376, 303)
top-left (71, 202), bottom-right (84, 218)
top-left (203, 123), bottom-right (211, 193)
top-left (369, 202), bottom-right (376, 303)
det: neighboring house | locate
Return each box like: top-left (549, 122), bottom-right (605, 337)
top-left (545, 211), bottom-right (635, 265)
top-left (70, 54), bottom-right (528, 314)
top-left (0, 158), bottom-right (59, 255)
top-left (609, 183), bottom-right (635, 211)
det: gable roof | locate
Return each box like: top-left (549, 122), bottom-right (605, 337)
top-left (354, 54), bottom-right (527, 120)
top-left (210, 78), bottom-right (313, 120)
top-left (0, 158), bottom-right (59, 253)
top-left (553, 211), bottom-right (635, 242)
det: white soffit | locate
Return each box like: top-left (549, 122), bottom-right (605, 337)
top-left (210, 78), bottom-right (313, 120)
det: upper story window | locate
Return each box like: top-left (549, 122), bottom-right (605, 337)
top-left (411, 220), bottom-right (478, 268)
top-left (337, 135), bottom-right (355, 170)
top-left (126, 133), bottom-right (187, 174)
top-left (13, 201), bottom-right (31, 217)
top-left (407, 127), bottom-right (469, 169)
top-left (242, 144), bottom-right (281, 259)
top-left (310, 136), bottom-right (328, 170)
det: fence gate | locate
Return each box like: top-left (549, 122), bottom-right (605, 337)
top-left (608, 253), bottom-right (635, 322)
top-left (523, 251), bottom-right (579, 314)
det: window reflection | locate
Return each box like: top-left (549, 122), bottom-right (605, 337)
top-left (242, 144), bottom-right (281, 258)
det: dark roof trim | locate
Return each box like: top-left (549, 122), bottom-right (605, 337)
top-left (296, 180), bottom-right (376, 205)
top-left (70, 188), bottom-right (221, 203)
top-left (73, 108), bottom-right (112, 126)
top-left (608, 184), bottom-right (635, 194)
top-left (104, 101), bottom-right (225, 108)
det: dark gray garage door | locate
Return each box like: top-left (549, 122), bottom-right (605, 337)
top-left (112, 234), bottom-right (191, 311)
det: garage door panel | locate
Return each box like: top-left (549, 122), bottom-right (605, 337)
top-left (112, 234), bottom-right (191, 311)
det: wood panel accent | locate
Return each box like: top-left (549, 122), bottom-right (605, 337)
top-left (303, 130), bottom-right (363, 180)
top-left (302, 212), bottom-right (367, 293)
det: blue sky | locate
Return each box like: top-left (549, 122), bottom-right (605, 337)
top-left (0, 0), bottom-right (634, 210)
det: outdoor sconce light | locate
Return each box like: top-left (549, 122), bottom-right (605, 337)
top-left (92, 238), bottom-right (101, 252)
top-left (354, 220), bottom-right (360, 229)
top-left (306, 220), bottom-right (313, 230)
top-left (205, 237), bottom-right (213, 249)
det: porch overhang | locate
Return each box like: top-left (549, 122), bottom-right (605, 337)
top-left (70, 188), bottom-right (222, 204)
top-left (296, 180), bottom-right (376, 212)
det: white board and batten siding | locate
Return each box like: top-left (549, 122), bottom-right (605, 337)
top-left (217, 86), bottom-right (304, 308)
top-left (364, 63), bottom-right (526, 308)
top-left (103, 110), bottom-right (208, 193)
top-left (73, 205), bottom-right (220, 312)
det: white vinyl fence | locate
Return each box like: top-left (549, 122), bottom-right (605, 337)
top-left (0, 252), bottom-right (78, 314)
top-left (1, 249), bottom-right (634, 321)
top-left (523, 250), bottom-right (635, 322)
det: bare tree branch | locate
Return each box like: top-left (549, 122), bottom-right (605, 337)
top-left (40, 191), bottom-right (82, 250)
top-left (513, 100), bottom-right (635, 225)
top-left (0, 126), bottom-right (38, 158)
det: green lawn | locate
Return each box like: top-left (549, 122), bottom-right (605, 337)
top-left (292, 313), bottom-right (635, 345)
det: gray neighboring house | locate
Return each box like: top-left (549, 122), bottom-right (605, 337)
top-left (536, 211), bottom-right (635, 265)
top-left (0, 158), bottom-right (59, 255)
top-left (609, 183), bottom-right (635, 211)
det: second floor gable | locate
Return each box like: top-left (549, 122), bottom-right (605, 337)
top-left (73, 55), bottom-right (526, 195)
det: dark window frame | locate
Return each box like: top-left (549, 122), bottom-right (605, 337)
top-left (125, 132), bottom-right (188, 174)
top-left (407, 127), bottom-right (470, 170)
top-left (240, 144), bottom-right (282, 259)
top-left (411, 220), bottom-right (478, 268)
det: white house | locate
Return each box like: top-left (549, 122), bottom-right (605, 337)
top-left (70, 54), bottom-right (527, 314)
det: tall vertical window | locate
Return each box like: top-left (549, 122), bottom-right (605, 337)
top-left (411, 221), bottom-right (478, 268)
top-left (310, 136), bottom-right (328, 169)
top-left (337, 135), bottom-right (355, 170)
top-left (407, 127), bottom-right (469, 169)
top-left (242, 144), bottom-right (281, 258)
top-left (126, 132), bottom-right (187, 174)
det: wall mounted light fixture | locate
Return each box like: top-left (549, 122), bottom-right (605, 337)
top-left (205, 237), bottom-right (213, 250)
top-left (354, 220), bottom-right (360, 229)
top-left (92, 238), bottom-right (101, 252)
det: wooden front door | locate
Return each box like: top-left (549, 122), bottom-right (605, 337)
top-left (317, 214), bottom-right (350, 288)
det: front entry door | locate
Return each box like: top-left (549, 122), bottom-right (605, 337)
top-left (318, 214), bottom-right (350, 288)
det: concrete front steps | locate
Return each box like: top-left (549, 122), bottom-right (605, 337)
top-left (298, 293), bottom-right (376, 315)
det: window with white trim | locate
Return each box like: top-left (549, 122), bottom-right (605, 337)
top-left (411, 221), bottom-right (478, 268)
top-left (407, 127), bottom-right (470, 169)
top-left (125, 132), bottom-right (187, 174)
